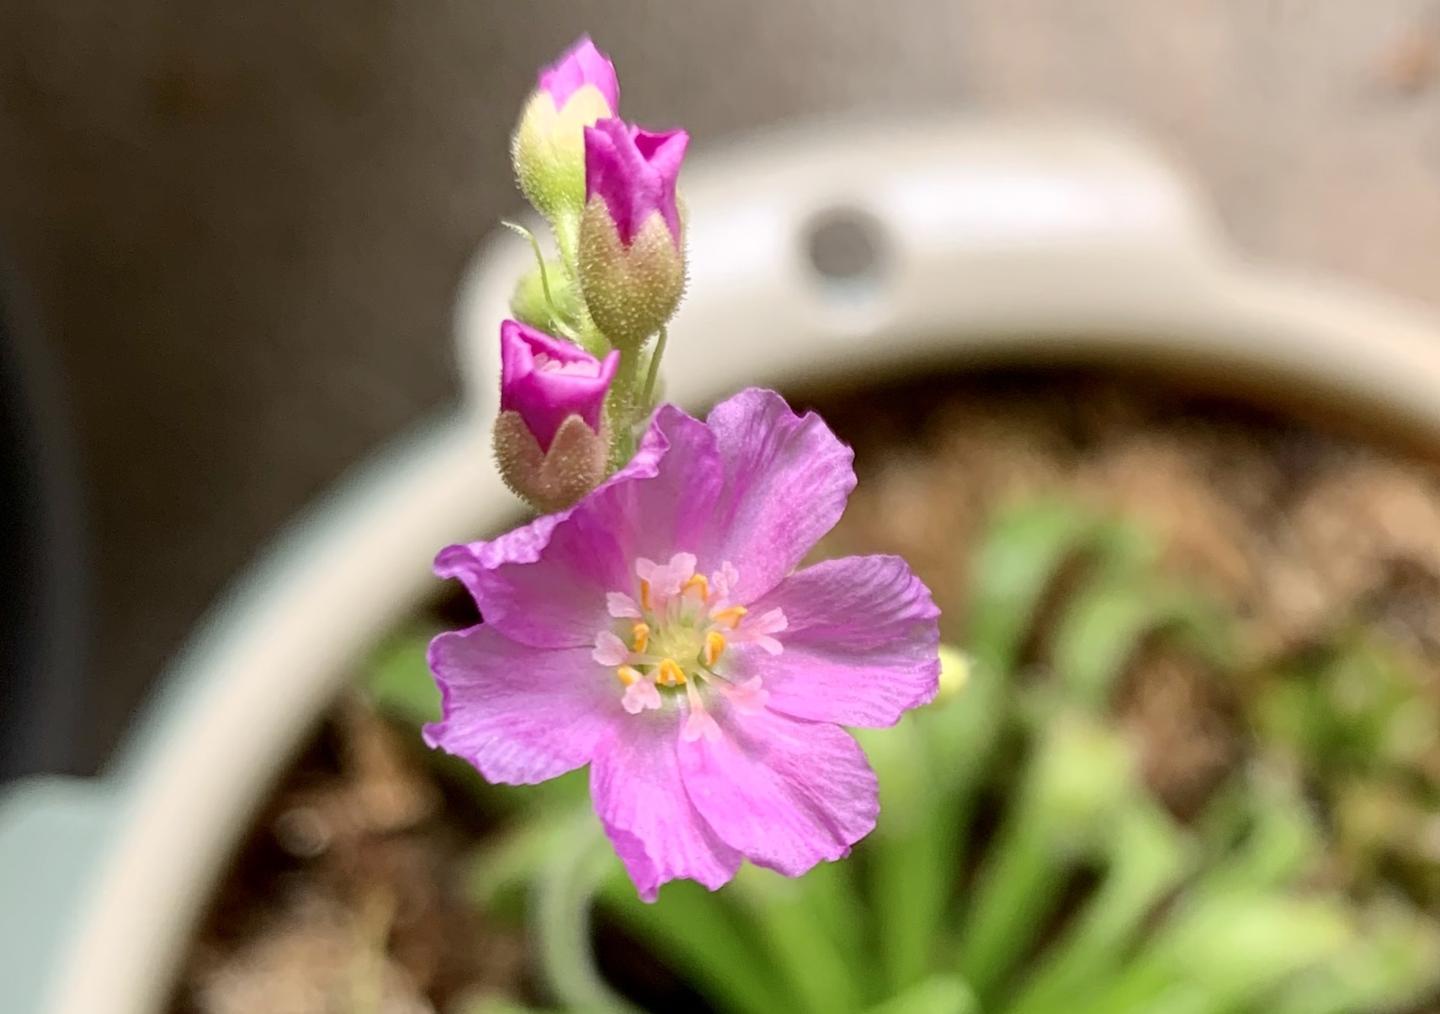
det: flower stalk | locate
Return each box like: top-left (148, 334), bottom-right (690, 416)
top-left (498, 35), bottom-right (689, 512)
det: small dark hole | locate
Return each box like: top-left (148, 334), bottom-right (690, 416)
top-left (804, 207), bottom-right (889, 290)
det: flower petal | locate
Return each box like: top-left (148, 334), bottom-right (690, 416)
top-left (679, 707), bottom-right (878, 876)
top-left (740, 555), bottom-right (941, 728)
top-left (435, 422), bottom-right (675, 648)
top-left (701, 389), bottom-right (856, 603)
top-left (478, 404), bottom-right (724, 647)
top-left (591, 716), bottom-right (742, 901)
top-left (424, 625), bottom-right (618, 784)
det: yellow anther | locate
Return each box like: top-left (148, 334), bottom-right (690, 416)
top-left (682, 573), bottom-right (710, 602)
top-left (712, 605), bottom-right (748, 629)
top-left (616, 665), bottom-right (642, 687)
top-left (657, 658), bottom-right (686, 686)
top-left (639, 579), bottom-right (652, 613)
top-left (703, 630), bottom-right (726, 667)
top-left (631, 621), bottom-right (650, 654)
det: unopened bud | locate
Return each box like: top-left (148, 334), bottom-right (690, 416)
top-left (495, 319), bottom-right (618, 511)
top-left (511, 36), bottom-right (620, 221)
top-left (577, 119), bottom-right (688, 346)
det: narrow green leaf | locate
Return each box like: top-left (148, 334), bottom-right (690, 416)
top-left (599, 876), bottom-right (788, 1014)
top-left (1007, 803), bottom-right (1192, 1014)
top-left (363, 628), bottom-right (440, 725)
top-left (864, 975), bottom-right (979, 1014)
top-left (732, 866), bottom-right (867, 1014)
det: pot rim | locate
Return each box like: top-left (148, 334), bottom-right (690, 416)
top-left (12, 117), bottom-right (1440, 1014)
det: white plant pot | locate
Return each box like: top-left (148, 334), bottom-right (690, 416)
top-left (6, 118), bottom-right (1440, 1014)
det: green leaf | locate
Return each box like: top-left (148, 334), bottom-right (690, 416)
top-left (598, 876), bottom-right (787, 1014)
top-left (1079, 891), bottom-right (1351, 1014)
top-left (1050, 577), bottom-right (1227, 712)
top-left (732, 866), bottom-right (868, 1014)
top-left (1007, 803), bottom-right (1192, 1014)
top-left (864, 975), bottom-right (978, 1014)
top-left (1269, 901), bottom-right (1440, 1014)
top-left (858, 647), bottom-right (984, 993)
top-left (363, 627), bottom-right (440, 726)
top-left (533, 814), bottom-right (637, 1013)
top-left (955, 715), bottom-right (1135, 1003)
top-left (966, 501), bottom-right (1106, 676)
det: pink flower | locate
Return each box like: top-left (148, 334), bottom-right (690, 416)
top-left (499, 319), bottom-right (619, 452)
top-left (583, 119), bottom-right (688, 247)
top-left (537, 35), bottom-right (619, 117)
top-left (427, 389), bottom-right (941, 900)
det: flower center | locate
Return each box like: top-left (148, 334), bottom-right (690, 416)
top-left (533, 351), bottom-right (601, 377)
top-left (593, 552), bottom-right (786, 740)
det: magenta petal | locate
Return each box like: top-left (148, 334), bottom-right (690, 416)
top-left (537, 34), bottom-right (619, 114)
top-left (742, 555), bottom-right (941, 728)
top-left (700, 389), bottom-right (856, 603)
top-left (679, 708), bottom-right (878, 876)
top-left (591, 718), bottom-right (742, 901)
top-left (424, 625), bottom-right (619, 784)
top-left (455, 405), bottom-right (720, 648)
top-left (584, 118), bottom-right (688, 246)
top-left (499, 320), bottom-right (619, 451)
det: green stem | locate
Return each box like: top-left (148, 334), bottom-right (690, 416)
top-left (502, 220), bottom-right (582, 341)
top-left (606, 348), bottom-right (642, 470)
top-left (534, 815), bottom-right (635, 1014)
top-left (642, 327), bottom-right (667, 408)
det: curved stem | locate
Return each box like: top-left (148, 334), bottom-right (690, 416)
top-left (642, 327), bottom-right (668, 409)
top-left (535, 812), bottom-right (636, 1013)
top-left (501, 219), bottom-right (581, 340)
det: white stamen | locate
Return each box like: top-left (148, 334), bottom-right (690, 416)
top-left (592, 630), bottom-right (630, 666)
top-left (622, 680), bottom-right (662, 714)
top-left (603, 560), bottom-right (785, 720)
top-left (722, 676), bottom-right (770, 715)
top-left (730, 607), bottom-right (787, 655)
top-left (635, 552), bottom-right (697, 609)
top-left (533, 352), bottom-right (600, 377)
top-left (607, 592), bottom-right (641, 618)
top-left (681, 708), bottom-right (721, 742)
top-left (710, 560), bottom-right (740, 602)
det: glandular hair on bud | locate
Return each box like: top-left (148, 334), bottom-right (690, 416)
top-left (577, 202), bottom-right (685, 348)
top-left (494, 410), bottom-right (609, 513)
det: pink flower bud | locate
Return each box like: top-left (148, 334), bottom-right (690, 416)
top-left (538, 35), bottom-right (619, 117)
top-left (495, 320), bottom-right (619, 511)
top-left (583, 119), bottom-right (687, 248)
top-left (513, 37), bottom-right (620, 220)
top-left (500, 319), bottom-right (618, 450)
top-left (578, 120), bottom-right (689, 345)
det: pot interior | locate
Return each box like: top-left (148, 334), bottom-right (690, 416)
top-left (171, 364), bottom-right (1440, 1014)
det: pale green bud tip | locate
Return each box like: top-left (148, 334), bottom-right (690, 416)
top-left (511, 86), bottom-right (615, 220)
top-left (936, 645), bottom-right (971, 700)
top-left (577, 200), bottom-right (686, 347)
top-left (493, 410), bottom-right (608, 513)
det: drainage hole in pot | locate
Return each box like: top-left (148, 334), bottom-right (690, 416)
top-left (803, 205), bottom-right (890, 301)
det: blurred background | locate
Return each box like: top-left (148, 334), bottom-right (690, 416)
top-left (3, 0), bottom-right (1440, 775)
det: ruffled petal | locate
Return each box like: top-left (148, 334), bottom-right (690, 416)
top-left (435, 423), bottom-right (669, 647)
top-left (424, 625), bottom-right (618, 784)
top-left (470, 403), bottom-right (724, 648)
top-left (591, 715), bottom-right (742, 901)
top-left (739, 555), bottom-right (941, 728)
top-left (679, 707), bottom-right (878, 876)
top-left (700, 389), bottom-right (856, 603)
top-left (435, 511), bottom-right (562, 607)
